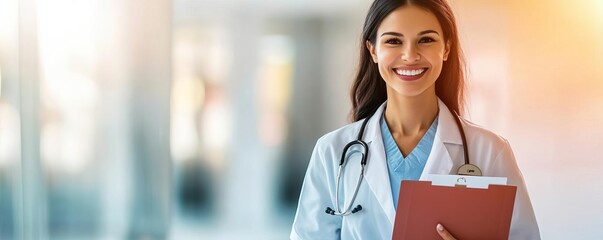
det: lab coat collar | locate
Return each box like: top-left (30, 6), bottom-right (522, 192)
top-left (362, 98), bottom-right (462, 225)
top-left (362, 107), bottom-right (395, 224)
top-left (418, 97), bottom-right (463, 177)
top-left (434, 98), bottom-right (463, 145)
top-left (363, 98), bottom-right (462, 145)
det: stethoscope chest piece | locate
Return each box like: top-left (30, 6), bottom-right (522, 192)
top-left (457, 163), bottom-right (482, 176)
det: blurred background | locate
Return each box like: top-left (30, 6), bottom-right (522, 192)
top-left (0, 0), bottom-right (602, 239)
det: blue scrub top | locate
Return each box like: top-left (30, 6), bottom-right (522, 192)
top-left (380, 113), bottom-right (438, 209)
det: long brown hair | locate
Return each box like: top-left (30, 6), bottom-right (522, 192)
top-left (350, 0), bottom-right (467, 122)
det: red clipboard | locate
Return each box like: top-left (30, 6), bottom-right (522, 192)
top-left (392, 180), bottom-right (517, 240)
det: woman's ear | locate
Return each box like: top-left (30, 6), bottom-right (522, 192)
top-left (443, 40), bottom-right (451, 61)
top-left (366, 40), bottom-right (378, 63)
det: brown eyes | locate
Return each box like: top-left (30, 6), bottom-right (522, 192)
top-left (385, 37), bottom-right (435, 45)
top-left (385, 38), bottom-right (402, 44)
top-left (419, 37), bottom-right (435, 43)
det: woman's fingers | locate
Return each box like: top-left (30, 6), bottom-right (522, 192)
top-left (436, 223), bottom-right (457, 240)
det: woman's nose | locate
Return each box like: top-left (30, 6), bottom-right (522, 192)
top-left (401, 44), bottom-right (421, 62)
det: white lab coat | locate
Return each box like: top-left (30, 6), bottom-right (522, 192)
top-left (291, 99), bottom-right (540, 240)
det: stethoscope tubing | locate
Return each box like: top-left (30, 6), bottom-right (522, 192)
top-left (334, 163), bottom-right (365, 216)
top-left (325, 106), bottom-right (482, 216)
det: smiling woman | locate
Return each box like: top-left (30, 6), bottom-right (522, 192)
top-left (290, 0), bottom-right (540, 239)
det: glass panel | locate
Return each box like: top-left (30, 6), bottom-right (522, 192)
top-left (37, 0), bottom-right (173, 238)
top-left (37, 0), bottom-right (100, 238)
top-left (0, 0), bottom-right (21, 238)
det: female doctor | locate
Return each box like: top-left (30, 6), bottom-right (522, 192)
top-left (291, 0), bottom-right (540, 239)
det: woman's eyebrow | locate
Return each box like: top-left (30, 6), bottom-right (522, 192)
top-left (380, 30), bottom-right (439, 37)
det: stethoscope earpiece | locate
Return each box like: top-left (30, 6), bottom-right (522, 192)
top-left (351, 205), bottom-right (363, 214)
top-left (325, 207), bottom-right (336, 215)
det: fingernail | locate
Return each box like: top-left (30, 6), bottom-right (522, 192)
top-left (437, 224), bottom-right (444, 232)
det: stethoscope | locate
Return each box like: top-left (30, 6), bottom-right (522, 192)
top-left (325, 109), bottom-right (482, 216)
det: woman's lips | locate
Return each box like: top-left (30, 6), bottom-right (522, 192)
top-left (393, 67), bottom-right (428, 81)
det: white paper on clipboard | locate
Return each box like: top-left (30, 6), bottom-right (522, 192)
top-left (423, 174), bottom-right (507, 189)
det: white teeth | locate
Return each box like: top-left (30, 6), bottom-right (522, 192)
top-left (395, 68), bottom-right (426, 76)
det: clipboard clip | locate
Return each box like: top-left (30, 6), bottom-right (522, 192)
top-left (454, 177), bottom-right (467, 188)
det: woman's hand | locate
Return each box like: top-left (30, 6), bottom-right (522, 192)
top-left (436, 223), bottom-right (457, 240)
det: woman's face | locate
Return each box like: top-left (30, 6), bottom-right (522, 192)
top-left (367, 5), bottom-right (450, 98)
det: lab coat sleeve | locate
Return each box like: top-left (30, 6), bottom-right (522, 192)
top-left (492, 140), bottom-right (541, 240)
top-left (291, 137), bottom-right (342, 240)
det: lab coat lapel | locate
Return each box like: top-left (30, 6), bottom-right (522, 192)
top-left (420, 99), bottom-right (463, 179)
top-left (419, 135), bottom-right (454, 177)
top-left (362, 103), bottom-right (396, 225)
